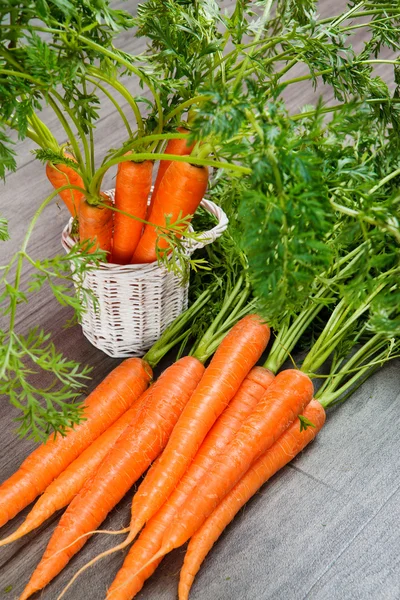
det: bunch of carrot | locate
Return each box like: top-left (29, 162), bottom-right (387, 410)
top-left (47, 128), bottom-right (206, 265)
top-left (0, 313), bottom-right (327, 599)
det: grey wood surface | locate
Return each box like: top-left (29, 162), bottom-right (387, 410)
top-left (1, 2), bottom-right (399, 599)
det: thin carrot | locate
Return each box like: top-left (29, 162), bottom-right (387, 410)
top-left (178, 399), bottom-right (326, 600)
top-left (0, 358), bottom-right (151, 529)
top-left (20, 356), bottom-right (204, 600)
top-left (72, 315), bottom-right (270, 586)
top-left (79, 192), bottom-right (113, 256)
top-left (149, 127), bottom-right (195, 215)
top-left (138, 368), bottom-right (313, 572)
top-left (106, 366), bottom-right (275, 600)
top-left (131, 160), bottom-right (209, 264)
top-left (46, 151), bottom-right (85, 217)
top-left (0, 397), bottom-right (148, 547)
top-left (111, 159), bottom-right (153, 264)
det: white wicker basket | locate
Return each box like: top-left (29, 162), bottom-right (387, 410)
top-left (61, 190), bottom-right (228, 358)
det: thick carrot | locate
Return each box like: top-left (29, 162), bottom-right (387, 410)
top-left (179, 399), bottom-right (326, 600)
top-left (143, 369), bottom-right (313, 569)
top-left (111, 159), bottom-right (153, 264)
top-left (0, 358), bottom-right (151, 529)
top-left (79, 315), bottom-right (270, 585)
top-left (20, 357), bottom-right (204, 600)
top-left (149, 127), bottom-right (195, 214)
top-left (123, 315), bottom-right (270, 543)
top-left (0, 397), bottom-right (148, 547)
top-left (79, 192), bottom-right (113, 257)
top-left (131, 160), bottom-right (209, 264)
top-left (106, 366), bottom-right (275, 600)
top-left (46, 151), bottom-right (85, 216)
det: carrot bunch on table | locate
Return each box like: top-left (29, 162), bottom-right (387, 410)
top-left (0, 314), bottom-right (326, 600)
top-left (47, 128), bottom-right (203, 265)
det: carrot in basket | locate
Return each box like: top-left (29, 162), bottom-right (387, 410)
top-left (131, 160), bottom-right (209, 264)
top-left (46, 151), bottom-right (85, 217)
top-left (111, 159), bottom-right (153, 264)
top-left (79, 193), bottom-right (113, 257)
top-left (68, 316), bottom-right (270, 588)
top-left (135, 369), bottom-right (313, 573)
top-left (178, 399), bottom-right (326, 600)
top-left (0, 397), bottom-right (148, 547)
top-left (106, 366), bottom-right (275, 600)
top-left (149, 127), bottom-right (195, 214)
top-left (20, 357), bottom-right (204, 600)
top-left (0, 358), bottom-right (151, 530)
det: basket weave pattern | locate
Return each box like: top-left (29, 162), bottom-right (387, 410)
top-left (61, 191), bottom-right (228, 358)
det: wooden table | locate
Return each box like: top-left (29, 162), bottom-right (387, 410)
top-left (1, 2), bottom-right (399, 599)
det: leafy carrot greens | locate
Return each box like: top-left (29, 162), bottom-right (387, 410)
top-left (1, 0), bottom-right (400, 438)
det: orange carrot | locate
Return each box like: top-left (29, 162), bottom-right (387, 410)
top-left (106, 366), bottom-right (275, 600)
top-left (124, 315), bottom-right (270, 542)
top-left (46, 151), bottom-right (85, 216)
top-left (149, 127), bottom-right (195, 214)
top-left (111, 159), bottom-right (153, 264)
top-left (131, 160), bottom-right (209, 264)
top-left (20, 357), bottom-right (204, 600)
top-left (0, 358), bottom-right (151, 529)
top-left (79, 192), bottom-right (113, 257)
top-left (0, 396), bottom-right (148, 547)
top-left (178, 400), bottom-right (326, 600)
top-left (79, 316), bottom-right (270, 584)
top-left (144, 369), bottom-right (313, 568)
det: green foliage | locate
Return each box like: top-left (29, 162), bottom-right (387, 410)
top-left (298, 414), bottom-right (316, 432)
top-left (0, 216), bottom-right (9, 241)
top-left (0, 217), bottom-right (107, 439)
top-left (33, 148), bottom-right (79, 168)
top-left (0, 130), bottom-right (16, 180)
top-left (0, 328), bottom-right (91, 441)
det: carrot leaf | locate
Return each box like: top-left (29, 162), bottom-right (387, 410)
top-left (298, 415), bottom-right (316, 432)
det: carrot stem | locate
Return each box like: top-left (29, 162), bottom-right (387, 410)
top-left (190, 278), bottom-right (256, 364)
top-left (264, 244), bottom-right (369, 374)
top-left (316, 335), bottom-right (399, 407)
top-left (76, 34), bottom-right (163, 133)
top-left (86, 67), bottom-right (144, 136)
top-left (46, 96), bottom-right (87, 186)
top-left (28, 113), bottom-right (59, 151)
top-left (165, 95), bottom-right (210, 123)
top-left (193, 275), bottom-right (244, 353)
top-left (50, 90), bottom-right (92, 181)
top-left (143, 287), bottom-right (214, 367)
top-left (86, 77), bottom-right (133, 139)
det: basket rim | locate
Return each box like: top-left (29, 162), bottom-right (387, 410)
top-left (61, 191), bottom-right (228, 273)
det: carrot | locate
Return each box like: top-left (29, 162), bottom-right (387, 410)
top-left (75, 315), bottom-right (270, 585)
top-left (111, 159), bottom-right (153, 264)
top-left (46, 151), bottom-right (85, 216)
top-left (131, 160), bottom-right (209, 264)
top-left (126, 315), bottom-right (270, 538)
top-left (0, 397), bottom-right (148, 547)
top-left (0, 358), bottom-right (151, 529)
top-left (178, 399), bottom-right (326, 600)
top-left (106, 366), bottom-right (275, 600)
top-left (139, 368), bottom-right (313, 571)
top-left (19, 356), bottom-right (204, 600)
top-left (79, 192), bottom-right (113, 256)
top-left (149, 127), bottom-right (195, 215)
